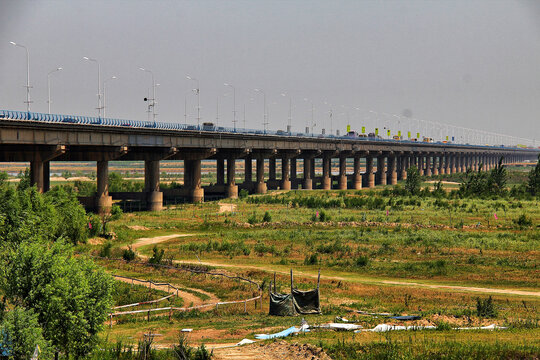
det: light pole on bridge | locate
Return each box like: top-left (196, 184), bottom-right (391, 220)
top-left (83, 56), bottom-right (102, 119)
top-left (223, 83), bottom-right (236, 131)
top-left (140, 68), bottom-right (158, 126)
top-left (254, 88), bottom-right (268, 134)
top-left (47, 67), bottom-right (62, 114)
top-left (10, 41), bottom-right (32, 113)
top-left (186, 75), bottom-right (200, 128)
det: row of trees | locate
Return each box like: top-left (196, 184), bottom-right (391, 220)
top-left (0, 174), bottom-right (114, 359)
top-left (405, 155), bottom-right (540, 198)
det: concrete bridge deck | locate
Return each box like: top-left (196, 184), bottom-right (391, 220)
top-left (1, 114), bottom-right (537, 212)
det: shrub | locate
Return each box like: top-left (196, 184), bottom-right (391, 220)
top-left (477, 296), bottom-right (497, 318)
top-left (247, 213), bottom-right (258, 224)
top-left (239, 188), bottom-right (249, 199)
top-left (109, 204), bottom-right (123, 221)
top-left (304, 253), bottom-right (318, 265)
top-left (355, 255), bottom-right (369, 267)
top-left (99, 242), bottom-right (113, 258)
top-left (513, 214), bottom-right (533, 228)
top-left (148, 246), bottom-right (165, 265)
top-left (405, 166), bottom-right (421, 195)
top-left (122, 246), bottom-right (136, 262)
top-left (262, 211), bottom-right (272, 223)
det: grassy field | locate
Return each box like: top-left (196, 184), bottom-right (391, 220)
top-left (74, 168), bottom-right (540, 359)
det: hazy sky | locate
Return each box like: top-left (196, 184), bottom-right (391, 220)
top-left (1, 0), bottom-right (539, 142)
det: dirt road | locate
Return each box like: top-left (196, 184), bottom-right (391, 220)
top-left (131, 233), bottom-right (195, 250)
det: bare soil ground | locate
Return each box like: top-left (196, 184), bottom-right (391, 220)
top-left (131, 234), bottom-right (195, 250)
top-left (114, 276), bottom-right (219, 307)
top-left (211, 340), bottom-right (331, 360)
top-left (218, 203), bottom-right (237, 213)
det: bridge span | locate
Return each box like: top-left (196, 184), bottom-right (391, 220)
top-left (0, 110), bottom-right (538, 213)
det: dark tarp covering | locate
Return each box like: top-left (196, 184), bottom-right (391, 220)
top-left (269, 289), bottom-right (320, 316)
top-left (269, 292), bottom-right (296, 316)
top-left (292, 289), bottom-right (320, 314)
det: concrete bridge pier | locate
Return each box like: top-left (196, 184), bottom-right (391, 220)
top-left (226, 157), bottom-right (238, 199)
top-left (30, 160), bottom-right (45, 192)
top-left (353, 156), bottom-right (362, 189)
top-left (216, 158), bottom-right (225, 186)
top-left (95, 160), bottom-right (113, 213)
top-left (244, 155), bottom-right (253, 190)
top-left (418, 156), bottom-right (425, 176)
top-left (388, 154), bottom-right (398, 185)
top-left (184, 159), bottom-right (204, 202)
top-left (303, 156), bottom-right (313, 190)
top-left (377, 155), bottom-right (387, 186)
top-left (145, 159), bottom-right (163, 210)
top-left (432, 155), bottom-right (439, 176)
top-left (255, 156), bottom-right (267, 194)
top-left (281, 155), bottom-right (291, 190)
top-left (338, 155), bottom-right (348, 189)
top-left (268, 157), bottom-right (277, 189)
top-left (322, 154), bottom-right (332, 189)
top-left (400, 155), bottom-right (408, 180)
top-left (290, 158), bottom-right (298, 189)
top-left (425, 156), bottom-right (432, 176)
top-left (366, 156), bottom-right (375, 188)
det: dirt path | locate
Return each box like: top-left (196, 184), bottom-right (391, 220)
top-left (176, 260), bottom-right (540, 298)
top-left (211, 341), bottom-right (331, 360)
top-left (114, 276), bottom-right (219, 307)
top-left (131, 233), bottom-right (194, 250)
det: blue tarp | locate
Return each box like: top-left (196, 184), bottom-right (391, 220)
top-left (255, 325), bottom-right (309, 340)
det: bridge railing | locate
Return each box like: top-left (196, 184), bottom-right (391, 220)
top-left (0, 109), bottom-right (531, 151)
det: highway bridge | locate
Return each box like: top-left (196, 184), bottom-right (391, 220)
top-left (1, 110), bottom-right (538, 212)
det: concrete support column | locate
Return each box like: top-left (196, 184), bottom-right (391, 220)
top-left (400, 156), bottom-right (408, 180)
top-left (43, 161), bottom-right (50, 192)
top-left (256, 157), bottom-right (267, 194)
top-left (322, 155), bottom-right (331, 190)
top-left (269, 158), bottom-right (276, 181)
top-left (216, 158), bottom-right (225, 185)
top-left (366, 156), bottom-right (375, 188)
top-left (30, 160), bottom-right (44, 192)
top-left (418, 156), bottom-right (425, 176)
top-left (388, 155), bottom-right (398, 185)
top-left (290, 158), bottom-right (297, 181)
top-left (145, 160), bottom-right (163, 210)
top-left (377, 156), bottom-right (386, 185)
top-left (338, 156), bottom-right (347, 189)
top-left (440, 155), bottom-right (447, 175)
top-left (96, 160), bottom-right (113, 213)
top-left (432, 156), bottom-right (439, 176)
top-left (353, 157), bottom-right (362, 189)
top-left (244, 156), bottom-right (253, 184)
top-left (281, 156), bottom-right (291, 190)
top-left (185, 159), bottom-right (204, 202)
top-left (226, 157), bottom-right (238, 199)
top-left (425, 156), bottom-right (432, 176)
top-left (303, 157), bottom-right (313, 189)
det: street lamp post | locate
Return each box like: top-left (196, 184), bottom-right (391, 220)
top-left (224, 83), bottom-right (236, 131)
top-left (140, 68), bottom-right (157, 125)
top-left (254, 88), bottom-right (267, 134)
top-left (186, 75), bottom-right (200, 127)
top-left (281, 93), bottom-right (292, 132)
top-left (10, 41), bottom-right (31, 113)
top-left (47, 67), bottom-right (62, 114)
top-left (83, 56), bottom-right (102, 119)
top-left (102, 76), bottom-right (117, 118)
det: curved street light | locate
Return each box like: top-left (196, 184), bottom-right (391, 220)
top-left (187, 75), bottom-right (200, 127)
top-left (223, 83), bottom-right (236, 131)
top-left (103, 75), bottom-right (117, 118)
top-left (83, 56), bottom-right (102, 118)
top-left (254, 88), bottom-right (267, 133)
top-left (47, 67), bottom-right (63, 114)
top-left (10, 41), bottom-right (31, 112)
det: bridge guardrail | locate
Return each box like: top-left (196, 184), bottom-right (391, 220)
top-left (0, 109), bottom-right (535, 151)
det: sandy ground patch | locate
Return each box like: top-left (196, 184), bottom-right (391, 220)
top-left (218, 203), bottom-right (237, 213)
top-left (425, 180), bottom-right (460, 185)
top-left (127, 225), bottom-right (150, 231)
top-left (131, 234), bottom-right (195, 250)
top-left (211, 340), bottom-right (331, 360)
top-left (114, 276), bottom-right (219, 308)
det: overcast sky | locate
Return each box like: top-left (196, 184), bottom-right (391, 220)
top-left (1, 0), bottom-right (539, 142)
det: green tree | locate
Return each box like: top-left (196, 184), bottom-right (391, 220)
top-left (487, 157), bottom-right (507, 195)
top-left (1, 241), bottom-right (114, 359)
top-left (0, 307), bottom-right (51, 360)
top-left (405, 166), bottom-right (421, 195)
top-left (527, 154), bottom-right (540, 196)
